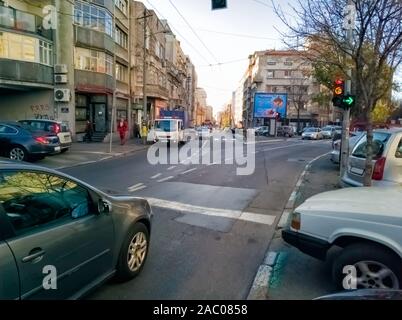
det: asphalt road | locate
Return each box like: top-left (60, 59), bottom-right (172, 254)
top-left (59, 133), bottom-right (332, 299)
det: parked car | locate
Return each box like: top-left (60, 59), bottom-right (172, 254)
top-left (19, 120), bottom-right (72, 153)
top-left (330, 132), bottom-right (364, 164)
top-left (0, 161), bottom-right (153, 300)
top-left (301, 127), bottom-right (323, 140)
top-left (255, 126), bottom-right (269, 136)
top-left (282, 186), bottom-right (402, 290)
top-left (342, 129), bottom-right (402, 187)
top-left (277, 126), bottom-right (295, 137)
top-left (0, 122), bottom-right (60, 162)
top-left (321, 126), bottom-right (338, 139)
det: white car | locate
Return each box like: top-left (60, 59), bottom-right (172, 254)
top-left (283, 187), bottom-right (402, 290)
top-left (302, 128), bottom-right (323, 140)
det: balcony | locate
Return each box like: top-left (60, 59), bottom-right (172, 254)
top-left (0, 60), bottom-right (53, 86)
top-left (74, 25), bottom-right (115, 54)
top-left (75, 70), bottom-right (114, 94)
top-left (0, 5), bottom-right (52, 41)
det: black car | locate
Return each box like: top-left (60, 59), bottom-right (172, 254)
top-left (0, 122), bottom-right (61, 162)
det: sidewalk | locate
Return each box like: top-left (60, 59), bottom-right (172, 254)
top-left (267, 154), bottom-right (341, 300)
top-left (247, 154), bottom-right (342, 300)
top-left (38, 139), bottom-right (148, 170)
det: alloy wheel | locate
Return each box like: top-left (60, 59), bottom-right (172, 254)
top-left (354, 260), bottom-right (399, 289)
top-left (9, 147), bottom-right (25, 161)
top-left (127, 232), bottom-right (148, 272)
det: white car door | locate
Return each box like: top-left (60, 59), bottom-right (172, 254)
top-left (384, 133), bottom-right (402, 185)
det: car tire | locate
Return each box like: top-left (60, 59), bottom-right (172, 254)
top-left (332, 243), bottom-right (402, 290)
top-left (115, 223), bottom-right (150, 282)
top-left (8, 145), bottom-right (28, 162)
top-left (61, 148), bottom-right (69, 153)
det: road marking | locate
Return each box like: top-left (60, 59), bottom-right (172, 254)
top-left (128, 183), bottom-right (144, 191)
top-left (147, 198), bottom-right (276, 226)
top-left (180, 168), bottom-right (198, 175)
top-left (150, 173), bottom-right (163, 179)
top-left (157, 176), bottom-right (174, 183)
top-left (128, 185), bottom-right (147, 192)
top-left (167, 166), bottom-right (177, 171)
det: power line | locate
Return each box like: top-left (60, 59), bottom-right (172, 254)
top-left (168, 0), bottom-right (221, 65)
top-left (199, 58), bottom-right (249, 68)
top-left (144, 0), bottom-right (212, 65)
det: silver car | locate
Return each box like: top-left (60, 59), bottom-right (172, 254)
top-left (342, 129), bottom-right (402, 187)
top-left (301, 127), bottom-right (323, 140)
top-left (0, 161), bottom-right (152, 300)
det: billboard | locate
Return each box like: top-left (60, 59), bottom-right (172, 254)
top-left (254, 93), bottom-right (288, 118)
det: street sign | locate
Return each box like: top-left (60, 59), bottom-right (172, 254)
top-left (212, 0), bottom-right (227, 10)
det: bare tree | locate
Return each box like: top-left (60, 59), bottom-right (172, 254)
top-left (274, 0), bottom-right (402, 186)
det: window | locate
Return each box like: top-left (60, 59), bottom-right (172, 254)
top-left (116, 62), bottom-right (128, 82)
top-left (352, 133), bottom-right (391, 159)
top-left (115, 26), bottom-right (128, 49)
top-left (396, 138), bottom-right (402, 158)
top-left (284, 61), bottom-right (293, 66)
top-left (0, 171), bottom-right (92, 236)
top-left (15, 11), bottom-right (35, 32)
top-left (0, 6), bottom-right (15, 28)
top-left (267, 70), bottom-right (275, 78)
top-left (0, 125), bottom-right (17, 134)
top-left (284, 70), bottom-right (292, 78)
top-left (115, 0), bottom-right (128, 15)
top-left (74, 1), bottom-right (113, 37)
top-left (267, 60), bottom-right (276, 65)
top-left (0, 32), bottom-right (53, 66)
top-left (74, 47), bottom-right (113, 76)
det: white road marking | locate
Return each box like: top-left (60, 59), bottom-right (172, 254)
top-left (180, 168), bottom-right (198, 175)
top-left (167, 166), bottom-right (177, 171)
top-left (128, 183), bottom-right (144, 191)
top-left (157, 176), bottom-right (174, 183)
top-left (150, 173), bottom-right (163, 179)
top-left (147, 198), bottom-right (276, 226)
top-left (128, 185), bottom-right (147, 192)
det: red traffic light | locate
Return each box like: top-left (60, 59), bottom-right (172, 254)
top-left (335, 78), bottom-right (344, 85)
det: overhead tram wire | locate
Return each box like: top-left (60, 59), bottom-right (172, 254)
top-left (168, 0), bottom-right (221, 65)
top-left (144, 0), bottom-right (212, 66)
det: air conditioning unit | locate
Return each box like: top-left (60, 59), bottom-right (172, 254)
top-left (54, 89), bottom-right (71, 102)
top-left (54, 74), bottom-right (68, 84)
top-left (54, 64), bottom-right (68, 74)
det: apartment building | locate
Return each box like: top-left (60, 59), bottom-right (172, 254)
top-left (185, 56), bottom-right (197, 127)
top-left (195, 87), bottom-right (207, 126)
top-left (242, 50), bottom-right (331, 129)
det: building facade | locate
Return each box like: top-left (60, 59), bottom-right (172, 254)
top-left (195, 87), bottom-right (207, 126)
top-left (242, 50), bottom-right (332, 129)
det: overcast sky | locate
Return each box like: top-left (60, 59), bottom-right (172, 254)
top-left (138, 0), bottom-right (297, 114)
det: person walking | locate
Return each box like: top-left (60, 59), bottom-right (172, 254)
top-left (141, 121), bottom-right (148, 145)
top-left (84, 120), bottom-right (93, 143)
top-left (117, 118), bottom-right (128, 145)
top-left (133, 121), bottom-right (141, 139)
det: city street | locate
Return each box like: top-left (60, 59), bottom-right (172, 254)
top-left (51, 135), bottom-right (332, 299)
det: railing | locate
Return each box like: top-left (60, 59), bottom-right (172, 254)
top-left (0, 5), bottom-right (52, 40)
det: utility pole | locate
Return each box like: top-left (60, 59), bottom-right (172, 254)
top-left (340, 0), bottom-right (355, 178)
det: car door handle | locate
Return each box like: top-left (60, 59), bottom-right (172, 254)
top-left (22, 248), bottom-right (46, 263)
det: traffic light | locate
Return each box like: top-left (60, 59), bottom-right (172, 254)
top-left (212, 0), bottom-right (227, 10)
top-left (332, 78), bottom-right (345, 108)
top-left (341, 95), bottom-right (356, 109)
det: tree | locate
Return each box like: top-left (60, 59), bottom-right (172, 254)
top-left (372, 99), bottom-right (395, 123)
top-left (274, 0), bottom-right (402, 186)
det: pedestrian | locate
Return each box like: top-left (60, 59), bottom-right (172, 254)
top-left (84, 120), bottom-right (93, 143)
top-left (141, 121), bottom-right (148, 145)
top-left (117, 118), bottom-right (128, 145)
top-left (133, 121), bottom-right (141, 139)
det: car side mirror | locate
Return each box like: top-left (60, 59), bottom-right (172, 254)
top-left (98, 199), bottom-right (112, 215)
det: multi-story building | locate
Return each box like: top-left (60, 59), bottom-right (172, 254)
top-left (0, 0), bottom-right (60, 124)
top-left (195, 87), bottom-right (207, 126)
top-left (204, 105), bottom-right (213, 124)
top-left (185, 56), bottom-right (197, 127)
top-left (242, 50), bottom-right (331, 129)
top-left (131, 1), bottom-right (168, 124)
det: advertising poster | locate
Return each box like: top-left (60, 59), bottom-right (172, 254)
top-left (254, 93), bottom-right (288, 118)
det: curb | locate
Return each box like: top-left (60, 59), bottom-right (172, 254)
top-left (246, 151), bottom-right (330, 300)
top-left (55, 145), bottom-right (149, 170)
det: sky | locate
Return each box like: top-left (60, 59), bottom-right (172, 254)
top-left (138, 0), bottom-right (297, 115)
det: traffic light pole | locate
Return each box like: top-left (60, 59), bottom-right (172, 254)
top-left (340, 0), bottom-right (354, 179)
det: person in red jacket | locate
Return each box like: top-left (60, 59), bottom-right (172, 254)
top-left (117, 118), bottom-right (128, 145)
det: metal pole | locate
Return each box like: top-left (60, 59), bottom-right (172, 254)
top-left (143, 9), bottom-right (148, 124)
top-left (340, 0), bottom-right (354, 178)
top-left (110, 10), bottom-right (117, 154)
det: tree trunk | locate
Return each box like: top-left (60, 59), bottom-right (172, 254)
top-left (297, 108), bottom-right (300, 133)
top-left (363, 109), bottom-right (374, 186)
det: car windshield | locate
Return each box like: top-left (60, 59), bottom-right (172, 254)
top-left (352, 132), bottom-right (392, 158)
top-left (154, 120), bottom-right (176, 132)
top-left (306, 128), bottom-right (317, 132)
top-left (322, 127), bottom-right (333, 131)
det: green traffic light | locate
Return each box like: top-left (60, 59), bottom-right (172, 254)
top-left (343, 96), bottom-right (354, 105)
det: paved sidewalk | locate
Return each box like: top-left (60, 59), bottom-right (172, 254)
top-left (265, 155), bottom-right (341, 300)
top-left (38, 139), bottom-right (148, 169)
